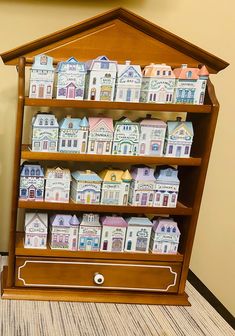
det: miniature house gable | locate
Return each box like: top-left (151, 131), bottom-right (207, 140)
top-left (87, 117), bottom-right (114, 155)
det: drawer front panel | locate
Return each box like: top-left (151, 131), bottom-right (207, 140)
top-left (15, 257), bottom-right (182, 293)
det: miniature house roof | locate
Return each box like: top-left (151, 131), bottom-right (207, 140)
top-left (99, 169), bottom-right (131, 182)
top-left (155, 166), bottom-right (179, 182)
top-left (101, 216), bottom-right (127, 227)
top-left (152, 217), bottom-right (180, 234)
top-left (0, 8), bottom-right (228, 74)
top-left (88, 117), bottom-right (114, 133)
top-left (81, 214), bottom-right (101, 226)
top-left (117, 62), bottom-right (142, 78)
top-left (31, 54), bottom-right (54, 71)
top-left (25, 213), bottom-right (48, 232)
top-left (131, 166), bottom-right (156, 181)
top-left (143, 63), bottom-right (175, 78)
top-left (85, 55), bottom-right (117, 71)
top-left (140, 118), bottom-right (166, 127)
top-left (45, 167), bottom-right (71, 180)
top-left (56, 57), bottom-right (86, 72)
top-left (173, 64), bottom-right (209, 79)
top-left (166, 120), bottom-right (194, 137)
top-left (126, 217), bottom-right (152, 227)
top-left (32, 113), bottom-right (59, 128)
top-left (115, 117), bottom-right (139, 126)
top-left (20, 162), bottom-right (44, 177)
top-left (50, 214), bottom-right (80, 227)
top-left (72, 170), bottom-right (102, 182)
top-left (59, 117), bottom-right (82, 130)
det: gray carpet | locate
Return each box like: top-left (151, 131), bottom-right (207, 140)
top-left (0, 256), bottom-right (234, 336)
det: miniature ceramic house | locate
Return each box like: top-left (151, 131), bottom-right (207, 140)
top-left (70, 170), bottom-right (102, 204)
top-left (19, 162), bottom-right (44, 201)
top-left (112, 117), bottom-right (140, 155)
top-left (45, 167), bottom-right (71, 203)
top-left (31, 112), bottom-right (59, 152)
top-left (50, 214), bottom-right (80, 250)
top-left (173, 64), bottom-right (209, 104)
top-left (87, 117), bottom-right (114, 155)
top-left (24, 212), bottom-right (48, 249)
top-left (164, 118), bottom-right (194, 158)
top-left (154, 166), bottom-right (180, 208)
top-left (85, 55), bottom-right (117, 101)
top-left (115, 60), bottom-right (142, 102)
top-left (150, 217), bottom-right (180, 254)
top-left (78, 213), bottom-right (101, 251)
top-left (139, 117), bottom-right (167, 156)
top-left (29, 54), bottom-right (55, 99)
top-left (129, 166), bottom-right (156, 207)
top-left (140, 63), bottom-right (175, 103)
top-left (124, 217), bottom-right (152, 253)
top-left (99, 169), bottom-right (131, 205)
top-left (100, 216), bottom-right (127, 252)
top-left (58, 116), bottom-right (89, 153)
top-left (55, 57), bottom-right (86, 100)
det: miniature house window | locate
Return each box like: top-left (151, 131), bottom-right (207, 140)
top-left (153, 93), bottom-right (157, 101)
top-left (69, 64), bottom-right (76, 70)
top-left (24, 168), bottom-right (29, 176)
top-left (144, 169), bottom-right (149, 176)
top-left (129, 231), bottom-right (133, 237)
top-left (168, 71), bottom-right (171, 75)
top-left (119, 90), bottom-right (123, 98)
top-left (92, 77), bottom-right (96, 85)
top-left (149, 93), bottom-right (153, 101)
top-left (178, 90), bottom-right (182, 97)
top-left (142, 133), bottom-right (146, 140)
top-left (166, 169), bottom-right (172, 177)
top-left (68, 122), bottom-right (73, 129)
top-left (21, 189), bottom-right (27, 196)
top-left (50, 119), bottom-right (54, 126)
top-left (37, 190), bottom-right (42, 197)
top-left (149, 193), bottom-right (153, 201)
top-left (68, 140), bottom-right (72, 147)
top-left (36, 169), bottom-right (40, 176)
top-left (59, 218), bottom-right (64, 226)
top-left (45, 119), bottom-right (48, 126)
top-left (163, 71), bottom-right (166, 75)
top-left (47, 86), bottom-right (51, 94)
top-left (168, 145), bottom-right (173, 154)
top-left (106, 143), bottom-right (110, 152)
top-left (167, 227), bottom-right (171, 233)
top-left (128, 71), bottom-right (134, 77)
top-left (65, 236), bottom-right (69, 243)
top-left (186, 71), bottom-right (192, 78)
top-left (31, 169), bottom-right (35, 175)
top-left (32, 85), bottom-right (36, 93)
top-left (62, 140), bottom-right (66, 147)
top-left (161, 226), bottom-right (165, 232)
top-left (83, 133), bottom-right (86, 139)
top-left (157, 70), bottom-right (160, 76)
top-left (172, 227), bottom-right (176, 233)
top-left (55, 171), bottom-right (63, 178)
top-left (125, 185), bottom-right (128, 191)
top-left (152, 143), bottom-right (159, 151)
top-left (40, 55), bottom-right (48, 65)
top-left (39, 118), bottom-right (43, 126)
top-left (184, 146), bottom-right (189, 155)
top-left (156, 193), bottom-right (160, 202)
top-left (171, 194), bottom-right (176, 202)
top-left (73, 140), bottom-right (77, 147)
top-left (105, 231), bottom-right (108, 238)
top-left (101, 62), bottom-right (109, 69)
top-left (136, 194), bottom-right (140, 202)
top-left (184, 90), bottom-right (189, 98)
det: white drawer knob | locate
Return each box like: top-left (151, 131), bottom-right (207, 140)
top-left (94, 273), bottom-right (104, 285)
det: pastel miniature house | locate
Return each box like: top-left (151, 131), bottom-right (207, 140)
top-left (154, 166), bottom-right (180, 208)
top-left (45, 167), bottom-right (71, 203)
top-left (129, 166), bottom-right (156, 207)
top-left (50, 214), bottom-right (80, 251)
top-left (24, 212), bottom-right (48, 249)
top-left (173, 64), bottom-right (209, 104)
top-left (124, 217), bottom-right (152, 252)
top-left (29, 54), bottom-right (55, 99)
top-left (87, 117), bottom-right (114, 155)
top-left (31, 112), bottom-right (59, 152)
top-left (19, 162), bottom-right (44, 201)
top-left (58, 116), bottom-right (89, 153)
top-left (70, 170), bottom-right (102, 204)
top-left (112, 117), bottom-right (140, 155)
top-left (55, 57), bottom-right (86, 100)
top-left (115, 60), bottom-right (142, 102)
top-left (100, 216), bottom-right (127, 252)
top-left (78, 213), bottom-right (101, 251)
top-left (139, 117), bottom-right (167, 156)
top-left (164, 118), bottom-right (194, 158)
top-left (85, 55), bottom-right (117, 101)
top-left (140, 63), bottom-right (175, 103)
top-left (150, 217), bottom-right (180, 254)
top-left (99, 169), bottom-right (131, 205)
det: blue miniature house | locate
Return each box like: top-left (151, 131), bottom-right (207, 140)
top-left (19, 162), bottom-right (44, 201)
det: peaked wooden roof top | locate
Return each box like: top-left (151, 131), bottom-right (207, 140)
top-left (0, 7), bottom-right (228, 73)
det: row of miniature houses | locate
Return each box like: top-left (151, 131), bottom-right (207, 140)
top-left (20, 164), bottom-right (180, 208)
top-left (24, 212), bottom-right (180, 254)
top-left (29, 54), bottom-right (209, 105)
top-left (32, 113), bottom-right (194, 158)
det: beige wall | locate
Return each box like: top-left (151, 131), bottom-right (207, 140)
top-left (0, 0), bottom-right (234, 315)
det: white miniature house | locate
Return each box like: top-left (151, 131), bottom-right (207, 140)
top-left (85, 55), bottom-right (117, 101)
top-left (24, 212), bottom-right (48, 249)
top-left (19, 162), bottom-right (44, 201)
top-left (29, 54), bottom-right (55, 99)
top-left (50, 214), bottom-right (80, 251)
top-left (58, 116), bottom-right (89, 153)
top-left (150, 217), bottom-right (180, 254)
top-left (87, 117), bottom-right (114, 155)
top-left (100, 216), bottom-right (127, 252)
top-left (78, 213), bottom-right (101, 251)
top-left (45, 167), bottom-right (71, 203)
top-left (124, 217), bottom-right (153, 253)
top-left (31, 112), bottom-right (59, 152)
top-left (115, 60), bottom-right (142, 102)
top-left (55, 57), bottom-right (86, 100)
top-left (70, 170), bottom-right (102, 204)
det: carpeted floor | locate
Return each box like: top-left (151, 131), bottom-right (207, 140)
top-left (0, 256), bottom-right (234, 336)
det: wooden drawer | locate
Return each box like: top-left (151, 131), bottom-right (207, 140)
top-left (15, 257), bottom-right (182, 293)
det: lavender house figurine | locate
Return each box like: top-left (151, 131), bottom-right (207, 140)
top-left (129, 166), bottom-right (156, 207)
top-left (150, 217), bottom-right (180, 254)
top-left (24, 212), bottom-right (48, 249)
top-left (45, 167), bottom-right (71, 203)
top-left (31, 112), bottom-right (59, 152)
top-left (154, 166), bottom-right (180, 208)
top-left (55, 57), bottom-right (86, 100)
top-left (100, 216), bottom-right (127, 252)
top-left (87, 117), bottom-right (114, 155)
top-left (58, 116), bottom-right (89, 153)
top-left (29, 54), bottom-right (55, 99)
top-left (19, 162), bottom-right (44, 201)
top-left (50, 214), bottom-right (80, 250)
top-left (70, 170), bottom-right (102, 204)
top-left (124, 217), bottom-right (152, 252)
top-left (78, 213), bottom-right (101, 251)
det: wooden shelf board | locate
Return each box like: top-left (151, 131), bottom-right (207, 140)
top-left (15, 232), bottom-right (183, 262)
top-left (24, 98), bottom-right (212, 113)
top-left (21, 145), bottom-right (202, 166)
top-left (18, 200), bottom-right (192, 215)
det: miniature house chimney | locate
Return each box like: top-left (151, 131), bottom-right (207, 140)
top-left (146, 114), bottom-right (152, 119)
top-left (181, 64), bottom-right (187, 68)
top-left (125, 60), bottom-right (131, 65)
top-left (176, 116), bottom-right (182, 122)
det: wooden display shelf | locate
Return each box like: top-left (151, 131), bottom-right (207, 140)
top-left (24, 98), bottom-right (212, 113)
top-left (18, 200), bottom-right (192, 215)
top-left (21, 145), bottom-right (202, 166)
top-left (15, 232), bottom-right (183, 262)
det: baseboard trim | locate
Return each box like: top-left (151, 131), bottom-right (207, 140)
top-left (188, 269), bottom-right (235, 330)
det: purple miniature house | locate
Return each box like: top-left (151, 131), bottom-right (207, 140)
top-left (100, 216), bottom-right (127, 252)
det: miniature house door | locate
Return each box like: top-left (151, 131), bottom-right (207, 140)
top-left (112, 238), bottom-right (122, 251)
top-left (163, 195), bottom-right (169, 206)
top-left (43, 141), bottom-right (48, 150)
top-left (90, 88), bottom-right (96, 100)
top-left (176, 146), bottom-right (182, 157)
top-left (67, 84), bottom-right (75, 99)
top-left (126, 89), bottom-right (131, 101)
top-left (97, 142), bottom-right (104, 154)
top-left (29, 186), bottom-right (36, 199)
top-left (39, 84), bottom-right (44, 98)
top-left (86, 238), bottom-right (92, 251)
top-left (141, 193), bottom-right (148, 206)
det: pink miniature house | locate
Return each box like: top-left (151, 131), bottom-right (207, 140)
top-left (100, 216), bottom-right (127, 252)
top-left (87, 117), bottom-right (114, 155)
top-left (45, 167), bottom-right (71, 203)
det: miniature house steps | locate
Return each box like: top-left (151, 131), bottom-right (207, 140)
top-left (18, 200), bottom-right (192, 215)
top-left (15, 232), bottom-right (183, 262)
top-left (21, 145), bottom-right (202, 166)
